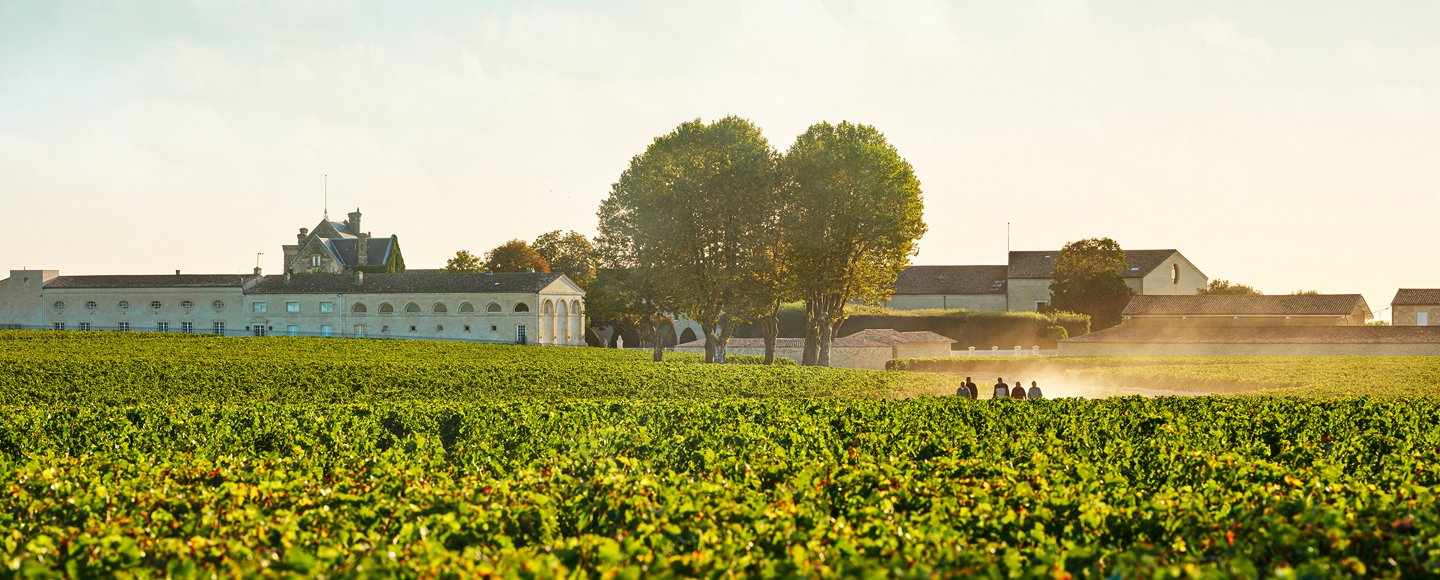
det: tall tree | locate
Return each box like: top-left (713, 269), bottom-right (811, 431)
top-left (533, 230), bottom-right (599, 289)
top-left (484, 239), bottom-right (551, 273)
top-left (597, 116), bottom-right (782, 363)
top-left (584, 268), bottom-right (671, 361)
top-left (1049, 238), bottom-right (1137, 330)
top-left (1198, 279), bottom-right (1261, 295)
top-left (439, 250), bottom-right (486, 273)
top-left (783, 121), bottom-right (926, 366)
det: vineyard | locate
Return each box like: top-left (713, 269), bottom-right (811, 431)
top-left (2, 331), bottom-right (1439, 576)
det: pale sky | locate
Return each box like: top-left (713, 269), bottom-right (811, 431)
top-left (2, 1), bottom-right (1437, 320)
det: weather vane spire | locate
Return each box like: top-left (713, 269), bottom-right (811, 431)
top-left (324, 174), bottom-right (329, 220)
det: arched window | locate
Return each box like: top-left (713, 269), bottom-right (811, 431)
top-left (459, 302), bottom-right (475, 313)
top-left (53, 301), bottom-right (65, 312)
top-left (486, 302), bottom-right (502, 313)
top-left (405, 303), bottom-right (421, 313)
top-left (211, 300), bottom-right (225, 312)
top-left (85, 301), bottom-right (97, 312)
top-left (118, 301), bottom-right (130, 310)
top-left (379, 303), bottom-right (394, 314)
top-left (432, 303), bottom-right (447, 313)
top-left (181, 300), bottom-right (194, 310)
top-left (513, 303), bottom-right (530, 313)
top-left (150, 300), bottom-right (162, 310)
top-left (1171, 264), bottom-right (1181, 284)
top-left (352, 303), bottom-right (368, 314)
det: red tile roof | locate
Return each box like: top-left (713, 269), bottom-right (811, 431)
top-left (1123, 294), bottom-right (1370, 317)
top-left (1064, 324), bottom-right (1440, 345)
top-left (1392, 289), bottom-right (1440, 306)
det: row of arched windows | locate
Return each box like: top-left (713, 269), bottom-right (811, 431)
top-left (349, 301), bottom-right (529, 315)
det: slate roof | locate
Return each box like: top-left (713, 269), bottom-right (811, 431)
top-left (892, 265), bottom-right (1008, 295)
top-left (1007, 249), bottom-right (1179, 279)
top-left (1123, 294), bottom-right (1370, 317)
top-left (44, 274), bottom-right (255, 289)
top-left (246, 271), bottom-right (569, 295)
top-left (1064, 324), bottom-right (1440, 345)
top-left (327, 237), bottom-right (395, 268)
top-left (1392, 289), bottom-right (1440, 306)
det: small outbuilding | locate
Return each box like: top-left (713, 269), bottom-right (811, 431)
top-left (1392, 289), bottom-right (1440, 326)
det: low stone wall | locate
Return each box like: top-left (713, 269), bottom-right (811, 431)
top-left (674, 344), bottom-right (895, 369)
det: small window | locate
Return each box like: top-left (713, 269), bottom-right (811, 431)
top-left (118, 322), bottom-right (129, 332)
top-left (85, 301), bottom-right (97, 312)
top-left (287, 325), bottom-right (299, 336)
top-left (286, 302), bottom-right (300, 313)
top-left (53, 301), bottom-right (65, 312)
top-left (320, 302), bottom-right (335, 313)
top-left (181, 300), bottom-right (194, 310)
top-left (432, 303), bottom-right (447, 313)
top-left (513, 303), bottom-right (530, 313)
top-left (436, 324), bottom-right (444, 333)
top-left (381, 325), bottom-right (390, 334)
top-left (464, 325), bottom-right (471, 333)
top-left (252, 302), bottom-right (267, 313)
top-left (486, 302), bottom-right (502, 313)
top-left (352, 303), bottom-right (368, 314)
top-left (181, 322), bottom-right (193, 333)
top-left (213, 322), bottom-right (225, 336)
top-left (459, 302), bottom-right (475, 313)
top-left (379, 303), bottom-right (394, 314)
top-left (157, 322), bottom-right (169, 332)
top-left (321, 325), bottom-right (333, 337)
top-left (150, 301), bottom-right (162, 310)
top-left (409, 325), bottom-right (417, 333)
top-left (79, 322), bottom-right (91, 331)
top-left (52, 322), bottom-right (65, 330)
top-left (1171, 264), bottom-right (1180, 284)
top-left (211, 300), bottom-right (225, 312)
top-left (490, 325), bottom-right (498, 332)
top-left (118, 301), bottom-right (130, 310)
top-left (405, 303), bottom-right (420, 313)
top-left (310, 255), bottom-right (322, 267)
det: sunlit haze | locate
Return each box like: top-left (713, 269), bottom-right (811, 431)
top-left (3, 1), bottom-right (1437, 320)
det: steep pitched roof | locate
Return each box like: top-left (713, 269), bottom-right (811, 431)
top-left (327, 237), bottom-right (395, 268)
top-left (1392, 289), bottom-right (1440, 306)
top-left (1008, 249), bottom-right (1179, 279)
top-left (1064, 324), bottom-right (1440, 344)
top-left (1122, 294), bottom-right (1371, 317)
top-left (246, 271), bottom-right (568, 295)
top-left (892, 265), bottom-right (1008, 295)
top-left (44, 274), bottom-right (255, 289)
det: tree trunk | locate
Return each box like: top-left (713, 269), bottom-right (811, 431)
top-left (802, 300), bottom-right (820, 366)
top-left (715, 317), bottom-right (732, 364)
top-left (652, 341), bottom-right (664, 362)
top-left (818, 318), bottom-right (834, 367)
top-left (701, 322), bottom-right (718, 363)
top-left (642, 321), bottom-right (664, 362)
top-left (761, 302), bottom-right (779, 365)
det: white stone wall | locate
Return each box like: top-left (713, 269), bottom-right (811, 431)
top-left (0, 270), bottom-right (59, 329)
top-left (243, 291), bottom-right (584, 345)
top-left (1138, 254), bottom-right (1208, 295)
top-left (40, 287), bottom-right (246, 333)
top-left (1005, 279), bottom-right (1053, 312)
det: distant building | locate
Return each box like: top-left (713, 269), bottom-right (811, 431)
top-left (281, 209), bottom-right (405, 274)
top-left (675, 329), bottom-right (953, 369)
top-left (1391, 289), bottom-right (1440, 326)
top-left (887, 249), bottom-right (1207, 313)
top-left (1121, 294), bottom-right (1373, 327)
top-left (0, 269), bottom-right (586, 345)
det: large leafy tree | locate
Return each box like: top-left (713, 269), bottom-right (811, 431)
top-left (484, 239), bottom-right (551, 273)
top-left (596, 116), bottom-right (782, 363)
top-left (439, 250), bottom-right (485, 273)
top-left (584, 267), bottom-right (671, 361)
top-left (532, 230), bottom-right (599, 289)
top-left (1049, 238), bottom-right (1137, 330)
top-left (1198, 279), bottom-right (1261, 295)
top-left (783, 122), bottom-right (926, 366)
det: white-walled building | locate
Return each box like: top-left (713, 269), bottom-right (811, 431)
top-left (0, 269), bottom-right (586, 346)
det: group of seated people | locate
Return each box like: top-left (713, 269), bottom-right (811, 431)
top-left (955, 377), bottom-right (1043, 400)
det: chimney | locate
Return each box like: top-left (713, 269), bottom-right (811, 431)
top-left (347, 208), bottom-right (362, 235)
top-left (253, 266), bottom-right (263, 276)
top-left (297, 227), bottom-right (309, 245)
top-left (175, 269), bottom-right (181, 276)
top-left (284, 271), bottom-right (291, 284)
top-left (357, 232), bottom-right (370, 267)
top-left (355, 270), bottom-right (364, 285)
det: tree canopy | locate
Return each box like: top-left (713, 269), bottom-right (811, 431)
top-left (484, 240), bottom-right (551, 273)
top-left (782, 121), bottom-right (926, 366)
top-left (1049, 238), bottom-right (1137, 330)
top-left (1197, 279), bottom-right (1261, 295)
top-left (533, 230), bottom-right (599, 289)
top-left (439, 250), bottom-right (485, 273)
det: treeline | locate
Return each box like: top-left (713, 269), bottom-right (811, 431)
top-left (589, 117), bottom-right (926, 366)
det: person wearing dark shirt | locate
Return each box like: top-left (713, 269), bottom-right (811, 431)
top-left (965, 377), bottom-right (978, 400)
top-left (1010, 382), bottom-right (1027, 399)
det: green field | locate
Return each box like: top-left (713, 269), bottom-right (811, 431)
top-left (2, 331), bottom-right (1439, 577)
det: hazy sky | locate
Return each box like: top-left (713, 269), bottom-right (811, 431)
top-left (2, 1), bottom-right (1437, 319)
